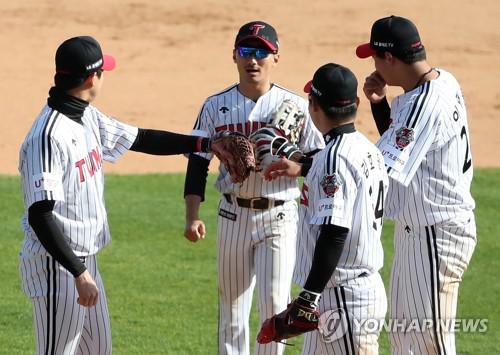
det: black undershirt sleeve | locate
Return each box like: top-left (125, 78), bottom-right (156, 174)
top-left (370, 97), bottom-right (392, 136)
top-left (184, 154), bottom-right (210, 202)
top-left (130, 128), bottom-right (210, 155)
top-left (303, 224), bottom-right (349, 293)
top-left (299, 156), bottom-right (313, 177)
top-left (28, 200), bottom-right (87, 277)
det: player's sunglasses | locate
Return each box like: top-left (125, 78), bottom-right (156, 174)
top-left (237, 46), bottom-right (275, 60)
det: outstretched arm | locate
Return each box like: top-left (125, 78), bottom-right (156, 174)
top-left (130, 128), bottom-right (211, 155)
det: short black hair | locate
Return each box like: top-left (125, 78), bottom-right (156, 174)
top-left (311, 95), bottom-right (358, 120)
top-left (54, 70), bottom-right (101, 91)
top-left (375, 47), bottom-right (427, 64)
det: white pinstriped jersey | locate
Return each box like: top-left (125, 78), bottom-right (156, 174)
top-left (191, 84), bottom-right (324, 200)
top-left (294, 125), bottom-right (389, 287)
top-left (19, 105), bottom-right (138, 257)
top-left (376, 69), bottom-right (475, 226)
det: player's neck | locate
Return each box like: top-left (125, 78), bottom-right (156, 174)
top-left (400, 61), bottom-right (437, 92)
top-left (319, 115), bottom-right (355, 135)
top-left (238, 81), bottom-right (272, 101)
top-left (66, 88), bottom-right (95, 103)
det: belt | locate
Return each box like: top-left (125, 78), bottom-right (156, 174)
top-left (223, 194), bottom-right (285, 210)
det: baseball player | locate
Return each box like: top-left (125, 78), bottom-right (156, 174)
top-left (183, 21), bottom-right (324, 354)
top-left (19, 36), bottom-right (218, 355)
top-left (357, 16), bottom-right (476, 354)
top-left (258, 63), bottom-right (389, 354)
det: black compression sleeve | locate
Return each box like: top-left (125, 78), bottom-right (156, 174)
top-left (28, 200), bottom-right (87, 277)
top-left (303, 224), bottom-right (348, 293)
top-left (370, 97), bottom-right (391, 135)
top-left (130, 128), bottom-right (210, 155)
top-left (184, 154), bottom-right (210, 201)
top-left (299, 156), bottom-right (313, 177)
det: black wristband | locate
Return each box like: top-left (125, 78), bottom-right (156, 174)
top-left (370, 97), bottom-right (391, 135)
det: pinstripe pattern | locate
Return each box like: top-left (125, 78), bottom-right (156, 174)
top-left (295, 129), bottom-right (388, 287)
top-left (191, 84), bottom-right (324, 200)
top-left (295, 126), bottom-right (388, 354)
top-left (216, 198), bottom-right (297, 355)
top-left (19, 105), bottom-right (138, 257)
top-left (377, 69), bottom-right (475, 226)
top-left (377, 69), bottom-right (476, 355)
top-left (20, 254), bottom-right (111, 354)
top-left (303, 274), bottom-right (387, 354)
top-left (192, 82), bottom-right (323, 355)
top-left (389, 218), bottom-right (476, 355)
top-left (19, 103), bottom-right (136, 354)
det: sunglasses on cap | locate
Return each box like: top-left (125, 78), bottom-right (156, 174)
top-left (237, 46), bottom-right (274, 60)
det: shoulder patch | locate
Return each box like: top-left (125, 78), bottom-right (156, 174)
top-left (320, 174), bottom-right (341, 197)
top-left (395, 127), bottom-right (414, 149)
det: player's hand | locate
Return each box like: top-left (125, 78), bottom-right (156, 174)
top-left (75, 270), bottom-right (99, 307)
top-left (184, 219), bottom-right (206, 242)
top-left (363, 71), bottom-right (388, 103)
top-left (263, 158), bottom-right (302, 181)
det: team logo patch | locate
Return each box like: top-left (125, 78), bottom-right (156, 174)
top-left (320, 174), bottom-right (341, 197)
top-left (395, 127), bottom-right (414, 149)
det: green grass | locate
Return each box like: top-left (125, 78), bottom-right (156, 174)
top-left (0, 170), bottom-right (499, 354)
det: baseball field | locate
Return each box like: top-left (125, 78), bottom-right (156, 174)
top-left (1, 171), bottom-right (499, 354)
top-left (1, 0), bottom-right (499, 353)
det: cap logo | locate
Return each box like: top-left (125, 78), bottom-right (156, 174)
top-left (249, 24), bottom-right (265, 35)
top-left (311, 83), bottom-right (322, 96)
top-left (86, 58), bottom-right (102, 71)
top-left (373, 41), bottom-right (394, 48)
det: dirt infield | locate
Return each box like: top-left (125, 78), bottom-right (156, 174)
top-left (1, 0), bottom-right (499, 174)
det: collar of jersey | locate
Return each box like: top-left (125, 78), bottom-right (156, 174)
top-left (323, 123), bottom-right (356, 144)
top-left (47, 86), bottom-right (89, 123)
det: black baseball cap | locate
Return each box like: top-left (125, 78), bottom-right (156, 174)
top-left (304, 63), bottom-right (358, 112)
top-left (55, 36), bottom-right (115, 76)
top-left (235, 21), bottom-right (279, 52)
top-left (356, 16), bottom-right (424, 59)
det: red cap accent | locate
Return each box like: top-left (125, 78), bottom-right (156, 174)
top-left (236, 36), bottom-right (277, 52)
top-left (303, 80), bottom-right (313, 93)
top-left (355, 43), bottom-right (376, 59)
top-left (102, 54), bottom-right (116, 71)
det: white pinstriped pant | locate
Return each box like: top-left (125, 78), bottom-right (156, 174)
top-left (217, 197), bottom-right (298, 355)
top-left (390, 213), bottom-right (476, 355)
top-left (19, 253), bottom-right (111, 355)
top-left (302, 272), bottom-right (387, 355)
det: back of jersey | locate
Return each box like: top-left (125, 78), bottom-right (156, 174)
top-left (377, 69), bottom-right (475, 226)
top-left (295, 129), bottom-right (388, 287)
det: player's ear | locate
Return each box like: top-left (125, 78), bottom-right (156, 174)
top-left (232, 49), bottom-right (237, 63)
top-left (384, 52), bottom-right (395, 64)
top-left (272, 53), bottom-right (280, 64)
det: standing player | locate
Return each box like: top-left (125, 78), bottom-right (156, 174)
top-left (19, 36), bottom-right (218, 355)
top-left (258, 63), bottom-right (389, 354)
top-left (356, 15), bottom-right (477, 354)
top-left (183, 21), bottom-right (324, 355)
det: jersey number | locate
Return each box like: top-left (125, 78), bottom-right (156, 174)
top-left (460, 126), bottom-right (472, 173)
top-left (370, 180), bottom-right (384, 230)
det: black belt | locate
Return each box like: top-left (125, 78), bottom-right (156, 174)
top-left (223, 194), bottom-right (285, 210)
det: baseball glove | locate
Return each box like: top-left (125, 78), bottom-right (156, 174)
top-left (270, 99), bottom-right (305, 145)
top-left (257, 295), bottom-right (320, 344)
top-left (210, 131), bottom-right (256, 183)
